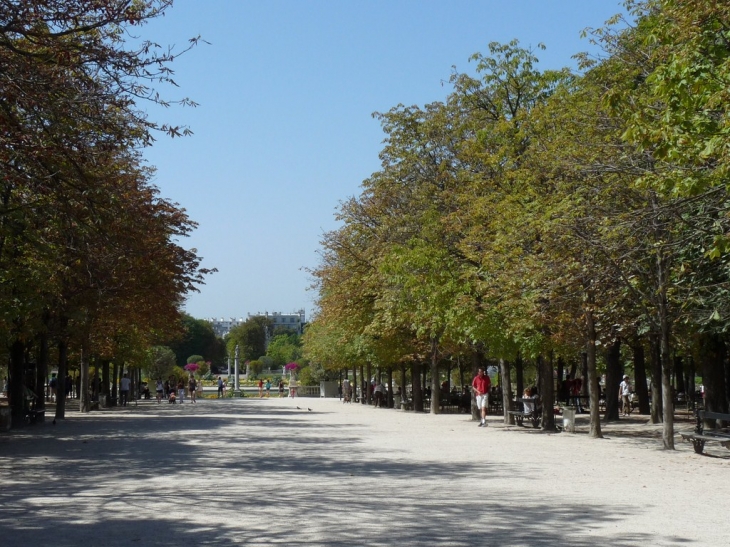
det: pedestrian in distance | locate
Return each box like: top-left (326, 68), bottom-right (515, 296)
top-left (156, 378), bottom-right (164, 403)
top-left (188, 375), bottom-right (197, 403)
top-left (619, 374), bottom-right (632, 416)
top-left (119, 373), bottom-right (131, 407)
top-left (472, 367), bottom-right (491, 427)
top-left (217, 376), bottom-right (224, 398)
top-left (258, 378), bottom-right (264, 398)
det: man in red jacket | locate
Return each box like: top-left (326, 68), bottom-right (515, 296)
top-left (472, 368), bottom-right (491, 427)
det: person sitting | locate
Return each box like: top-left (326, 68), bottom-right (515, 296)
top-left (168, 390), bottom-right (176, 404)
top-left (522, 387), bottom-right (537, 415)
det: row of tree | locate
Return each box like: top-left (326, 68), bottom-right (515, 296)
top-left (1, 1), bottom-right (211, 423)
top-left (303, 0), bottom-right (730, 449)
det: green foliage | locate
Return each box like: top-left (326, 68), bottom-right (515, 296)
top-left (145, 346), bottom-right (177, 382)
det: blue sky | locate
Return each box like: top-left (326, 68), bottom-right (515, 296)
top-left (139, 0), bottom-right (627, 321)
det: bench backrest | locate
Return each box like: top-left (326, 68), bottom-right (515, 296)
top-left (699, 411), bottom-right (730, 422)
top-left (696, 410), bottom-right (730, 433)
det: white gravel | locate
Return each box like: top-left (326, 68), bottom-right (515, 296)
top-left (0, 397), bottom-right (727, 546)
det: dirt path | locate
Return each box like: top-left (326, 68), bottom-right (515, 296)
top-left (0, 398), bottom-right (726, 546)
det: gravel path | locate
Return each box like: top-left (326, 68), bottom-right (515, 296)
top-left (0, 397), bottom-right (727, 546)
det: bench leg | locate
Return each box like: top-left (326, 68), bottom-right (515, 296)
top-left (692, 439), bottom-right (705, 454)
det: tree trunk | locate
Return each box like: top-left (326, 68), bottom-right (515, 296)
top-left (674, 355), bottom-right (685, 395)
top-left (9, 339), bottom-right (25, 425)
top-left (538, 355), bottom-right (555, 430)
top-left (366, 362), bottom-right (372, 405)
top-left (56, 339), bottom-right (69, 419)
top-left (500, 358), bottom-right (514, 425)
top-left (556, 356), bottom-right (564, 400)
top-left (412, 362), bottom-right (423, 412)
top-left (604, 336), bottom-right (621, 421)
top-left (430, 338), bottom-right (440, 415)
top-left (659, 305), bottom-right (675, 449)
top-left (515, 351), bottom-right (524, 401)
top-left (80, 347), bottom-right (91, 413)
top-left (699, 333), bottom-right (727, 416)
top-left (399, 364), bottom-right (406, 405)
top-left (632, 342), bottom-right (650, 415)
top-left (35, 331), bottom-right (48, 418)
top-left (585, 307), bottom-right (602, 438)
top-left (649, 335), bottom-right (663, 423)
top-left (387, 368), bottom-right (393, 408)
top-left (112, 361), bottom-right (119, 401)
top-left (102, 360), bottom-right (110, 397)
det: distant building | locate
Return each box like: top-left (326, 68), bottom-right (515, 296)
top-left (206, 317), bottom-right (246, 338)
top-left (248, 310), bottom-right (306, 335)
top-left (206, 310), bottom-right (306, 338)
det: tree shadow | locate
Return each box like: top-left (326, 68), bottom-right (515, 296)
top-left (0, 401), bottom-right (696, 546)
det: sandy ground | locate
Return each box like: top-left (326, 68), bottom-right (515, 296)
top-left (0, 396), bottom-right (727, 547)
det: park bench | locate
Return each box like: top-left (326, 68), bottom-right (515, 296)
top-left (508, 398), bottom-right (542, 428)
top-left (680, 410), bottom-right (730, 454)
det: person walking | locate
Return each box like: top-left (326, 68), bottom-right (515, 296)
top-left (472, 368), bottom-right (491, 427)
top-left (177, 379), bottom-right (185, 404)
top-left (217, 376), bottom-right (224, 398)
top-left (278, 380), bottom-right (284, 398)
top-left (119, 373), bottom-right (131, 407)
top-left (188, 375), bottom-right (197, 403)
top-left (258, 378), bottom-right (264, 398)
top-left (155, 378), bottom-right (164, 403)
top-left (265, 379), bottom-right (271, 397)
top-left (619, 374), bottom-right (632, 416)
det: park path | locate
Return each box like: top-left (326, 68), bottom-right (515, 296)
top-left (0, 397), bottom-right (727, 546)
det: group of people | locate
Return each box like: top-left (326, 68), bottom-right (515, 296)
top-left (154, 375), bottom-right (199, 404)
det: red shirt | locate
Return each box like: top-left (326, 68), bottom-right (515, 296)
top-left (472, 374), bottom-right (490, 396)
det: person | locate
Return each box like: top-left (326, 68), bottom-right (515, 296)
top-left (188, 375), bottom-right (197, 403)
top-left (216, 376), bottom-right (223, 398)
top-left (49, 373), bottom-right (58, 402)
top-left (265, 379), bottom-right (271, 397)
top-left (278, 379), bottom-right (284, 398)
top-left (177, 379), bottom-right (185, 404)
top-left (472, 368), bottom-right (491, 427)
top-left (156, 378), bottom-right (164, 403)
top-left (168, 389), bottom-right (176, 403)
top-left (561, 374), bottom-right (573, 405)
top-left (572, 377), bottom-right (584, 412)
top-left (342, 379), bottom-right (350, 403)
top-left (373, 381), bottom-right (384, 408)
top-left (347, 382), bottom-right (354, 403)
top-left (522, 387), bottom-right (536, 415)
top-left (619, 374), bottom-right (632, 416)
top-left (119, 373), bottom-right (131, 406)
top-left (258, 378), bottom-right (264, 398)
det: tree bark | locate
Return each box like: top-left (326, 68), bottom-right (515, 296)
top-left (35, 331), bottom-right (48, 419)
top-left (430, 338), bottom-right (440, 415)
top-left (604, 336), bottom-right (621, 421)
top-left (632, 342), bottom-right (650, 415)
top-left (585, 307), bottom-right (603, 438)
top-left (649, 335), bottom-right (663, 423)
top-left (500, 358), bottom-right (514, 425)
top-left (699, 333), bottom-right (727, 417)
top-left (674, 355), bottom-right (685, 395)
top-left (9, 339), bottom-right (25, 426)
top-left (80, 347), bottom-right (90, 413)
top-left (538, 355), bottom-right (555, 430)
top-left (515, 351), bottom-right (524, 401)
top-left (412, 362), bottom-right (423, 412)
top-left (366, 362), bottom-right (372, 405)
